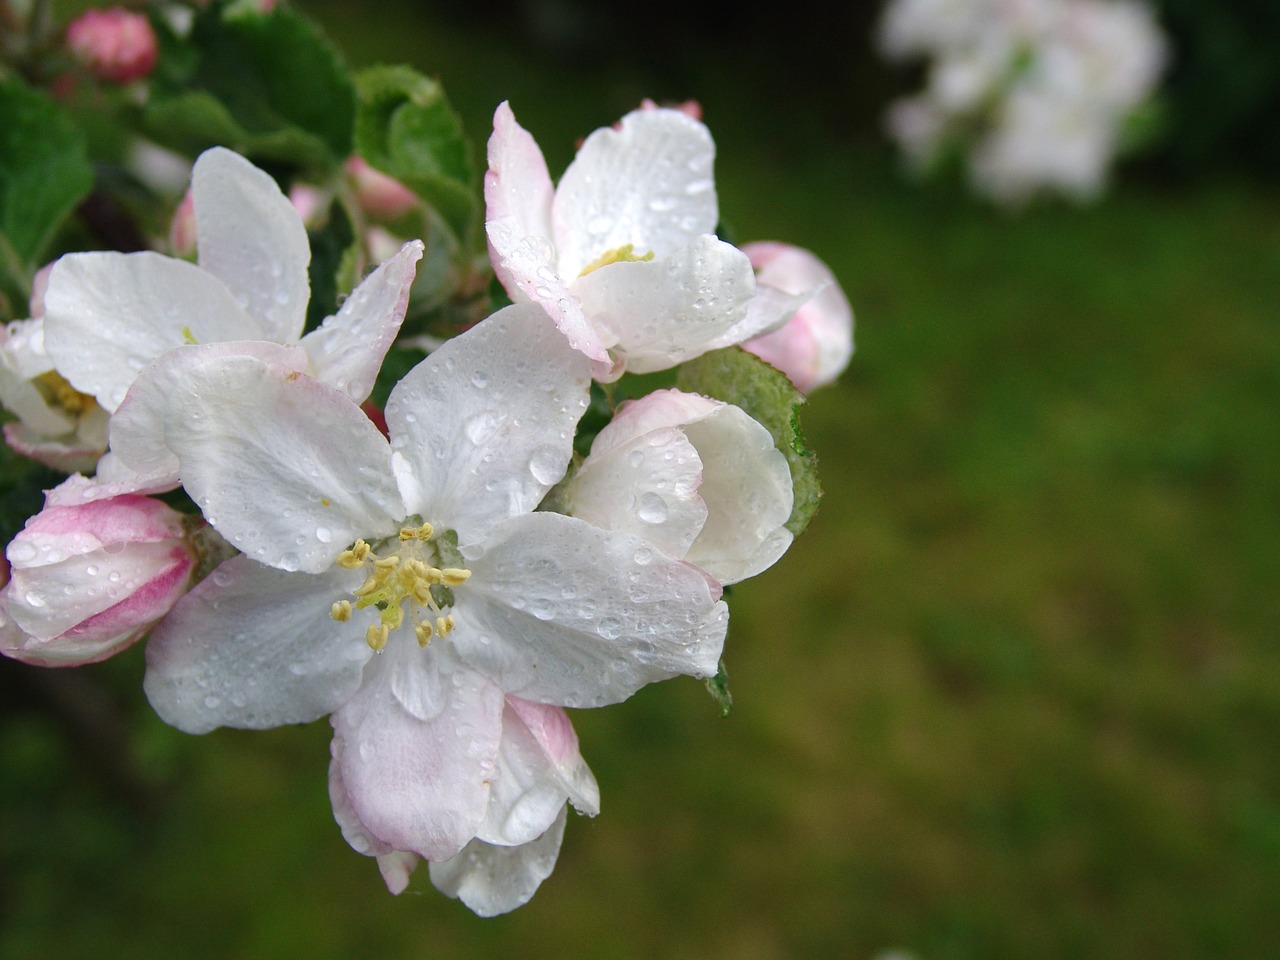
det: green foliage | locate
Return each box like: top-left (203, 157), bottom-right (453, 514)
top-left (704, 660), bottom-right (733, 717)
top-left (677, 346), bottom-right (822, 537)
top-left (353, 64), bottom-right (476, 245)
top-left (0, 78), bottom-right (94, 313)
top-left (145, 2), bottom-right (355, 173)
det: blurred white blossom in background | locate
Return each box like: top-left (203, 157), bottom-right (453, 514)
top-left (878, 0), bottom-right (1169, 205)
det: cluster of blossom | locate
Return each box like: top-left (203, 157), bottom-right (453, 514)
top-left (877, 0), bottom-right (1169, 205)
top-left (0, 86), bottom-right (853, 915)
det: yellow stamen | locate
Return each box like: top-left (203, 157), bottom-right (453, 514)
top-left (578, 243), bottom-right (655, 277)
top-left (441, 568), bottom-right (471, 587)
top-left (366, 623), bottom-right (389, 651)
top-left (330, 600), bottom-right (352, 622)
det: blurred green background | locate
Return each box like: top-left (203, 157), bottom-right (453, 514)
top-left (2, 2), bottom-right (1279, 958)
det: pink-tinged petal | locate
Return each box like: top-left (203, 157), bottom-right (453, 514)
top-left (329, 747), bottom-right (395, 857)
top-left (570, 235), bottom-right (755, 376)
top-left (377, 852), bottom-right (419, 894)
top-left (703, 281), bottom-right (811, 352)
top-left (3, 421), bottom-right (104, 475)
top-left (43, 251), bottom-right (261, 411)
top-left (484, 102), bottom-right (555, 265)
top-left (12, 492), bottom-right (186, 559)
top-left (452, 511), bottom-right (727, 708)
top-left (553, 108), bottom-right (718, 278)
top-left (300, 240), bottom-right (423, 403)
top-left (144, 556), bottom-right (370, 733)
top-left (192, 147), bottom-right (311, 343)
top-left (162, 357), bottom-right (404, 574)
top-left (477, 698), bottom-right (598, 846)
top-left (568, 425), bottom-right (706, 561)
top-left (429, 806), bottom-right (567, 917)
top-left (331, 641), bottom-right (504, 861)
top-left (484, 220), bottom-right (614, 373)
top-left (386, 303), bottom-right (590, 546)
top-left (110, 340), bottom-right (309, 483)
top-left (42, 455), bottom-right (180, 508)
top-left (740, 241), bottom-right (854, 392)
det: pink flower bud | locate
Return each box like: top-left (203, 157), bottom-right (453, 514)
top-left (0, 495), bottom-right (197, 666)
top-left (168, 190), bottom-right (197, 256)
top-left (66, 7), bottom-right (158, 85)
top-left (345, 156), bottom-right (418, 220)
top-left (741, 242), bottom-right (854, 393)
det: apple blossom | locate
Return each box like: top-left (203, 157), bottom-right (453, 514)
top-left (65, 7), bottom-right (158, 84)
top-left (141, 303), bottom-right (727, 869)
top-left (0, 492), bottom-right (201, 666)
top-left (345, 156), bottom-right (419, 220)
top-left (485, 101), bottom-right (801, 380)
top-left (43, 146), bottom-right (423, 416)
top-left (562, 388), bottom-right (793, 585)
top-left (333, 695), bottom-right (599, 914)
top-left (741, 242), bottom-right (854, 393)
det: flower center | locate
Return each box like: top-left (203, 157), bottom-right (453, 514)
top-left (34, 371), bottom-right (97, 418)
top-left (578, 243), bottom-right (654, 277)
top-left (328, 521), bottom-right (472, 652)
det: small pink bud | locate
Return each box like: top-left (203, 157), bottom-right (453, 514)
top-left (28, 263), bottom-right (54, 319)
top-left (741, 242), bottom-right (854, 393)
top-left (288, 183), bottom-right (326, 226)
top-left (638, 97), bottom-right (704, 122)
top-left (345, 156), bottom-right (418, 220)
top-left (66, 7), bottom-right (158, 84)
top-left (169, 190), bottom-right (196, 256)
top-left (0, 495), bottom-right (197, 666)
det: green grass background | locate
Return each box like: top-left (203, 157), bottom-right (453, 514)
top-left (2, 4), bottom-right (1279, 958)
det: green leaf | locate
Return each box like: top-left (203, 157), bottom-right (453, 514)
top-left (353, 65), bottom-right (476, 244)
top-left (0, 78), bottom-right (94, 277)
top-left (676, 346), bottom-right (822, 537)
top-left (304, 199), bottom-right (356, 331)
top-left (145, 4), bottom-right (354, 173)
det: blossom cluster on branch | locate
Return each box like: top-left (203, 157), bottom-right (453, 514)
top-left (0, 1), bottom-right (851, 915)
top-left (877, 0), bottom-right (1169, 205)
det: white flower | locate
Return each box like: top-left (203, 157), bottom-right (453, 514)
top-left (563, 388), bottom-right (793, 585)
top-left (43, 146), bottom-right (422, 415)
top-left (141, 303), bottom-right (726, 869)
top-left (485, 101), bottom-right (799, 380)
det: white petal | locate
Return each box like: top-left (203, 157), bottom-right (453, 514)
top-left (110, 340), bottom-right (309, 482)
top-left (331, 640), bottom-right (504, 861)
top-left (386, 303), bottom-right (590, 545)
top-left (704, 281), bottom-right (812, 352)
top-left (680, 403), bottom-right (794, 584)
top-left (192, 147), bottom-right (311, 343)
top-left (484, 102), bottom-right (556, 270)
top-left (451, 512), bottom-right (727, 708)
top-left (476, 698), bottom-right (598, 846)
top-left (143, 557), bottom-right (371, 733)
top-left (553, 108), bottom-right (718, 278)
top-left (570, 235), bottom-right (755, 375)
top-left (43, 251), bottom-right (261, 411)
top-left (329, 747), bottom-right (395, 857)
top-left (568, 426), bottom-right (706, 561)
top-left (42, 454), bottom-right (179, 507)
top-left (300, 240), bottom-right (423, 402)
top-left (429, 806), bottom-right (567, 917)
top-left (163, 357), bottom-right (404, 573)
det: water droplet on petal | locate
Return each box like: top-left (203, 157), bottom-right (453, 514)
top-left (637, 493), bottom-right (668, 524)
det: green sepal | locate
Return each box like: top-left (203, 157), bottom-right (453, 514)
top-left (676, 346), bottom-right (821, 537)
top-left (0, 77), bottom-right (94, 309)
top-left (352, 65), bottom-right (476, 246)
top-left (145, 3), bottom-right (355, 174)
top-left (705, 659), bottom-right (733, 717)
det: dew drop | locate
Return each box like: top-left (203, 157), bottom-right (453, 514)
top-left (596, 616), bottom-right (622, 640)
top-left (637, 493), bottom-right (668, 524)
top-left (316, 527), bottom-right (333, 544)
top-left (528, 446), bottom-right (564, 485)
top-left (7, 541), bottom-right (36, 564)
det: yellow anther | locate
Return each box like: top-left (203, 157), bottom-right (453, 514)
top-left (578, 243), bottom-right (655, 278)
top-left (352, 573), bottom-right (381, 598)
top-left (337, 540), bottom-right (370, 568)
top-left (34, 371), bottom-right (94, 417)
top-left (410, 579), bottom-right (435, 605)
top-left (374, 555), bottom-right (401, 571)
top-left (435, 616), bottom-right (449, 638)
top-left (415, 622), bottom-right (433, 647)
top-left (441, 568), bottom-right (472, 587)
top-left (399, 522), bottom-right (434, 542)
top-left (330, 600), bottom-right (352, 622)
top-left (366, 623), bottom-right (389, 651)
